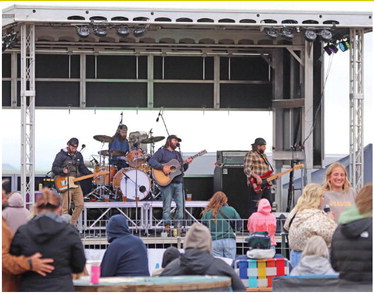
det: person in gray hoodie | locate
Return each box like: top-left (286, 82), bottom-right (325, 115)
top-left (2, 192), bottom-right (30, 233)
top-left (290, 236), bottom-right (337, 276)
top-left (160, 222), bottom-right (245, 291)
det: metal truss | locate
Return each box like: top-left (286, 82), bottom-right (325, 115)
top-left (20, 23), bottom-right (36, 207)
top-left (349, 28), bottom-right (364, 191)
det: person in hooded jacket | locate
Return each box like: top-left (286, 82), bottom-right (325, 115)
top-left (2, 192), bottom-right (30, 233)
top-left (100, 214), bottom-right (150, 277)
top-left (330, 183), bottom-right (372, 282)
top-left (247, 198), bottom-right (277, 247)
top-left (152, 246), bottom-right (180, 276)
top-left (290, 235), bottom-right (337, 276)
top-left (9, 188), bottom-right (86, 292)
top-left (160, 222), bottom-right (246, 291)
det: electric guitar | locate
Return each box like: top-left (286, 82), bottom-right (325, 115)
top-left (250, 164), bottom-right (304, 193)
top-left (152, 149), bottom-right (207, 186)
top-left (54, 171), bottom-right (108, 192)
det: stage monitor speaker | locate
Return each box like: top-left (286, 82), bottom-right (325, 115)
top-left (213, 166), bottom-right (250, 219)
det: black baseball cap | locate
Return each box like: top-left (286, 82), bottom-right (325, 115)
top-left (167, 135), bottom-right (182, 142)
top-left (67, 137), bottom-right (79, 147)
top-left (252, 137), bottom-right (266, 146)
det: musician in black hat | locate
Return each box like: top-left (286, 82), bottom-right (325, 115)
top-left (109, 124), bottom-right (130, 169)
top-left (52, 137), bottom-right (93, 226)
top-left (244, 138), bottom-right (275, 216)
top-left (149, 135), bottom-right (193, 232)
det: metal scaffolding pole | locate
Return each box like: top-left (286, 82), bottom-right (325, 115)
top-left (20, 23), bottom-right (36, 207)
top-left (349, 28), bottom-right (364, 191)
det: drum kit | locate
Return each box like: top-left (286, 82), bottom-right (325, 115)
top-left (86, 132), bottom-right (165, 202)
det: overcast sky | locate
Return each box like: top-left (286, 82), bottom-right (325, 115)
top-left (1, 1), bottom-right (373, 173)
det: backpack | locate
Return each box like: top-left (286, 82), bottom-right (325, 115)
top-left (245, 231), bottom-right (271, 250)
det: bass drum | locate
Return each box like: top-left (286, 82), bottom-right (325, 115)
top-left (112, 168), bottom-right (150, 200)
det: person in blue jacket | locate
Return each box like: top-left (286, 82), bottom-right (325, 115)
top-left (109, 124), bottom-right (130, 169)
top-left (148, 135), bottom-right (192, 231)
top-left (100, 214), bottom-right (149, 277)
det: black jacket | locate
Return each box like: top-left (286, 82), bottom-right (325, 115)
top-left (10, 213), bottom-right (86, 292)
top-left (160, 248), bottom-right (245, 291)
top-left (52, 148), bottom-right (91, 177)
top-left (331, 216), bottom-right (372, 282)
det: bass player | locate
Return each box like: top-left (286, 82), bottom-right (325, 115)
top-left (244, 137), bottom-right (277, 217)
top-left (52, 137), bottom-right (95, 226)
top-left (148, 135), bottom-right (193, 232)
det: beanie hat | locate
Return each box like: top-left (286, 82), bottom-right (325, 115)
top-left (161, 246), bottom-right (181, 268)
top-left (184, 223), bottom-right (212, 252)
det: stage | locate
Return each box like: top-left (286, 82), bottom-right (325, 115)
top-left (77, 200), bottom-right (209, 233)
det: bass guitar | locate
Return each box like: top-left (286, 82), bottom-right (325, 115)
top-left (54, 171), bottom-right (108, 192)
top-left (152, 149), bottom-right (207, 186)
top-left (250, 164), bottom-right (304, 193)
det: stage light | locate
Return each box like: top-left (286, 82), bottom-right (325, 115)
top-left (116, 25), bottom-right (130, 37)
top-left (281, 27), bottom-right (294, 39)
top-left (265, 27), bottom-right (278, 39)
top-left (133, 26), bottom-right (146, 37)
top-left (323, 44), bottom-right (338, 55)
top-left (2, 32), bottom-right (17, 51)
top-left (93, 25), bottom-right (107, 37)
top-left (304, 29), bottom-right (317, 42)
top-left (338, 40), bottom-right (350, 52)
top-left (320, 29), bottom-right (333, 42)
top-left (76, 25), bottom-right (90, 38)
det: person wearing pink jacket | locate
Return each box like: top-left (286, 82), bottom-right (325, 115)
top-left (247, 198), bottom-right (277, 247)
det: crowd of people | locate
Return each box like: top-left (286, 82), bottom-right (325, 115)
top-left (2, 137), bottom-right (372, 291)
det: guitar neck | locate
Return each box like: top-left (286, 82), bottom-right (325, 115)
top-left (73, 173), bottom-right (95, 182)
top-left (267, 168), bottom-right (293, 182)
top-left (183, 150), bottom-right (207, 163)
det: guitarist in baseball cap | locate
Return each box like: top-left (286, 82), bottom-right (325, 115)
top-left (149, 135), bottom-right (193, 233)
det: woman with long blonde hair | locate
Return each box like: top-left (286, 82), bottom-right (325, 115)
top-left (201, 191), bottom-right (241, 259)
top-left (321, 162), bottom-right (356, 222)
top-left (284, 183), bottom-right (336, 269)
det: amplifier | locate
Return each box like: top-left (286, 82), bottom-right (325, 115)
top-left (216, 150), bottom-right (247, 166)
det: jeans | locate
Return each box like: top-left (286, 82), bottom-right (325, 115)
top-left (212, 238), bottom-right (237, 260)
top-left (290, 249), bottom-right (302, 269)
top-left (159, 182), bottom-right (184, 226)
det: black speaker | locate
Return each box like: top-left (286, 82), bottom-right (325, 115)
top-left (213, 166), bottom-right (250, 219)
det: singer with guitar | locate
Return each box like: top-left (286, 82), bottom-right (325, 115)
top-left (148, 135), bottom-right (193, 232)
top-left (52, 138), bottom-right (95, 226)
top-left (244, 138), bottom-right (277, 217)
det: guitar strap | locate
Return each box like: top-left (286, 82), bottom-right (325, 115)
top-left (259, 152), bottom-right (274, 172)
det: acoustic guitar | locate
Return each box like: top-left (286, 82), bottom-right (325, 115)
top-left (54, 171), bottom-right (108, 192)
top-left (152, 150), bottom-right (207, 186)
top-left (250, 164), bottom-right (304, 193)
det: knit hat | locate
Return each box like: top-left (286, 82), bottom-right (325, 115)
top-left (184, 223), bottom-right (212, 252)
top-left (161, 246), bottom-right (181, 268)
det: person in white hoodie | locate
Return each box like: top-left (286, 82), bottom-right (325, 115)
top-left (290, 236), bottom-right (337, 276)
top-left (2, 192), bottom-right (30, 233)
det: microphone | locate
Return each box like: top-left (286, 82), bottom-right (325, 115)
top-left (156, 107), bottom-right (163, 122)
top-left (80, 144), bottom-right (86, 152)
top-left (92, 157), bottom-right (99, 165)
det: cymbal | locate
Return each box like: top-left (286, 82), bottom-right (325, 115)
top-left (93, 135), bottom-right (113, 143)
top-left (141, 136), bottom-right (165, 144)
top-left (98, 149), bottom-right (127, 157)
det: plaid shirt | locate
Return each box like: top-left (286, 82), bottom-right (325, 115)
top-left (243, 150), bottom-right (271, 185)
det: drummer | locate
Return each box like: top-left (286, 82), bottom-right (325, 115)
top-left (109, 124), bottom-right (130, 169)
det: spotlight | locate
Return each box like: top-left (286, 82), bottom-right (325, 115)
top-left (93, 25), bottom-right (107, 37)
top-left (116, 25), bottom-right (130, 37)
top-left (304, 29), bottom-right (317, 42)
top-left (320, 29), bottom-right (333, 42)
top-left (76, 25), bottom-right (90, 38)
top-left (338, 40), bottom-right (350, 52)
top-left (133, 26), bottom-right (146, 37)
top-left (265, 27), bottom-right (278, 39)
top-left (281, 27), bottom-right (294, 39)
top-left (2, 32), bottom-right (17, 51)
top-left (323, 44), bottom-right (338, 55)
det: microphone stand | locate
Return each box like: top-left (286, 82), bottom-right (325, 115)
top-left (158, 110), bottom-right (170, 137)
top-left (177, 144), bottom-right (186, 231)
